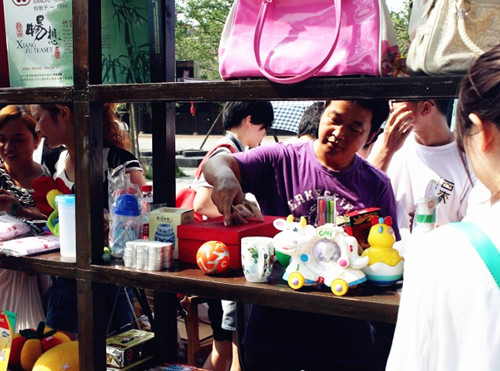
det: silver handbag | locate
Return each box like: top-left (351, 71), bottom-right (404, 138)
top-left (406, 0), bottom-right (500, 75)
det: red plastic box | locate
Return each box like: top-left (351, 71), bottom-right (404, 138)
top-left (177, 215), bottom-right (281, 269)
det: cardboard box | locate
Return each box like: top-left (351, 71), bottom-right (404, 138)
top-left (149, 206), bottom-right (194, 259)
top-left (341, 207), bottom-right (381, 249)
top-left (0, 310), bottom-right (16, 371)
top-left (177, 215), bottom-right (280, 269)
top-left (106, 329), bottom-right (154, 369)
top-left (107, 356), bottom-right (154, 371)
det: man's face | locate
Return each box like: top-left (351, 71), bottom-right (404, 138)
top-left (317, 100), bottom-right (373, 163)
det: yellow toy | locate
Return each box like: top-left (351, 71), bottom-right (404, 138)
top-left (33, 341), bottom-right (78, 371)
top-left (361, 216), bottom-right (404, 286)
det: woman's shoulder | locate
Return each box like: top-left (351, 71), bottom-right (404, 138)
top-left (105, 146), bottom-right (143, 172)
top-left (106, 146), bottom-right (139, 163)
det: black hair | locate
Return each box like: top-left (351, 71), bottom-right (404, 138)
top-left (297, 102), bottom-right (324, 139)
top-left (433, 99), bottom-right (453, 117)
top-left (457, 43), bottom-right (500, 158)
top-left (222, 101), bottom-right (274, 131)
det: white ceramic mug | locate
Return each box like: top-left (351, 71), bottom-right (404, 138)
top-left (241, 236), bottom-right (274, 283)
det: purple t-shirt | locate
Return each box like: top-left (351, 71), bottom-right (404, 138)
top-left (235, 140), bottom-right (400, 238)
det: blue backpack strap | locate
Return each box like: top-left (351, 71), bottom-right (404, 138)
top-left (450, 221), bottom-right (500, 289)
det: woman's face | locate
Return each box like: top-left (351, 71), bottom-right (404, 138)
top-left (30, 105), bottom-right (64, 149)
top-left (0, 118), bottom-right (38, 166)
top-left (317, 100), bottom-right (373, 167)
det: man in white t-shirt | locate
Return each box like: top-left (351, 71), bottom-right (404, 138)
top-left (368, 99), bottom-right (475, 250)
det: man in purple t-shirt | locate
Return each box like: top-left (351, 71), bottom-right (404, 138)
top-left (203, 100), bottom-right (398, 371)
top-left (236, 138), bottom-right (399, 231)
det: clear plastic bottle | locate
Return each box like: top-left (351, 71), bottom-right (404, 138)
top-left (141, 184), bottom-right (153, 239)
top-left (110, 194), bottom-right (142, 258)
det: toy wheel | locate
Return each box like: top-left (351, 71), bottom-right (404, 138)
top-left (331, 279), bottom-right (348, 296)
top-left (288, 272), bottom-right (305, 290)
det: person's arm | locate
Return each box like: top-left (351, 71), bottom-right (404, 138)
top-left (127, 169), bottom-right (147, 189)
top-left (202, 154), bottom-right (244, 225)
top-left (193, 186), bottom-right (222, 219)
top-left (14, 205), bottom-right (47, 220)
top-left (368, 104), bottom-right (414, 172)
top-left (0, 189), bottom-right (47, 220)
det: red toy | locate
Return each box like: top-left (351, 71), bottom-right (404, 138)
top-left (196, 241), bottom-right (231, 275)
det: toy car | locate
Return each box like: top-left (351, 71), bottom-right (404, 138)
top-left (273, 217), bottom-right (369, 296)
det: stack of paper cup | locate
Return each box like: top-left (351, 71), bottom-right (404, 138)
top-left (121, 240), bottom-right (173, 271)
top-left (147, 243), bottom-right (164, 271)
top-left (123, 241), bottom-right (137, 268)
top-left (163, 242), bottom-right (173, 269)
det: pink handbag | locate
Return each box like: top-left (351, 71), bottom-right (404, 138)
top-left (219, 0), bottom-right (399, 84)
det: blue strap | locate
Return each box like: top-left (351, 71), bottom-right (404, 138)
top-left (450, 221), bottom-right (500, 289)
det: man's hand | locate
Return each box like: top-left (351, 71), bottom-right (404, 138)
top-left (368, 102), bottom-right (415, 172)
top-left (382, 103), bottom-right (415, 154)
top-left (210, 174), bottom-right (245, 225)
top-left (203, 154), bottom-right (245, 226)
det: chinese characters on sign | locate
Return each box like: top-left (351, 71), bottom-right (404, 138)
top-left (3, 0), bottom-right (73, 87)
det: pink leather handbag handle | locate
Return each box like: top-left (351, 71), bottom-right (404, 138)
top-left (253, 0), bottom-right (342, 84)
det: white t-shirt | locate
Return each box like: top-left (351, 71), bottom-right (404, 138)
top-left (374, 133), bottom-right (473, 232)
top-left (387, 201), bottom-right (500, 370)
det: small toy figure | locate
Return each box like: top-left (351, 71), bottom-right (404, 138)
top-left (361, 216), bottom-right (404, 286)
top-left (272, 215), bottom-right (316, 268)
top-left (273, 216), bottom-right (368, 296)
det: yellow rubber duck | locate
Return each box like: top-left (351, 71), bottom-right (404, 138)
top-left (361, 216), bottom-right (402, 266)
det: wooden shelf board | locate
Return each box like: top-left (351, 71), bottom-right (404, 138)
top-left (88, 75), bottom-right (464, 103)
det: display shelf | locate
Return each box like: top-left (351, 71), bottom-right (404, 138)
top-left (0, 252), bottom-right (76, 278)
top-left (91, 263), bottom-right (400, 324)
top-left (0, 0), bottom-right (465, 369)
top-left (0, 87), bottom-right (74, 104)
top-left (89, 75), bottom-right (464, 103)
top-left (0, 74), bottom-right (463, 105)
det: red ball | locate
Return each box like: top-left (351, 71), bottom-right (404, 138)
top-left (196, 240), bottom-right (230, 275)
